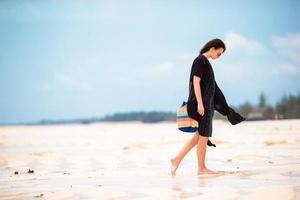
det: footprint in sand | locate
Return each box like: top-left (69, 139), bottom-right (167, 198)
top-left (216, 170), bottom-right (254, 177)
top-left (264, 139), bottom-right (288, 146)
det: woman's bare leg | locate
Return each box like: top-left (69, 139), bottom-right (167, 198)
top-left (170, 132), bottom-right (199, 176)
top-left (197, 134), bottom-right (218, 174)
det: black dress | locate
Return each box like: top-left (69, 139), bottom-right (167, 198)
top-left (187, 54), bottom-right (215, 138)
top-left (186, 54), bottom-right (246, 147)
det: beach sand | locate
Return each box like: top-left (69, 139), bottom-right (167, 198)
top-left (0, 119), bottom-right (299, 199)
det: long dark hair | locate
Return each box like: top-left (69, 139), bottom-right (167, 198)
top-left (199, 38), bottom-right (226, 54)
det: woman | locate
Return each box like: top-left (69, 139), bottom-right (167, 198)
top-left (170, 38), bottom-right (246, 176)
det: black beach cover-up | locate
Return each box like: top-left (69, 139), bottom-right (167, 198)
top-left (186, 54), bottom-right (246, 147)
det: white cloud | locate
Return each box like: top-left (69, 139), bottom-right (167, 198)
top-left (149, 52), bottom-right (200, 77)
top-left (224, 31), bottom-right (266, 55)
top-left (40, 83), bottom-right (52, 91)
top-left (150, 62), bottom-right (174, 76)
top-left (40, 72), bottom-right (93, 91)
top-left (210, 32), bottom-right (267, 84)
top-left (272, 32), bottom-right (300, 49)
top-left (175, 52), bottom-right (198, 61)
top-left (214, 62), bottom-right (253, 84)
top-left (9, 1), bottom-right (123, 22)
top-left (212, 31), bottom-right (300, 86)
top-left (54, 72), bottom-right (92, 91)
top-left (113, 76), bottom-right (140, 88)
top-left (272, 32), bottom-right (300, 63)
top-left (170, 32), bottom-right (300, 89)
top-left (271, 63), bottom-right (300, 76)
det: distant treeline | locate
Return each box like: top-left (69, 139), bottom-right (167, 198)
top-left (101, 111), bottom-right (175, 123)
top-left (19, 111), bottom-right (176, 125)
top-left (99, 92), bottom-right (300, 122)
top-left (235, 92), bottom-right (300, 120)
top-left (6, 92), bottom-right (300, 126)
top-left (98, 92), bottom-right (300, 122)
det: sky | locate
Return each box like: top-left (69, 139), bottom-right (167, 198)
top-left (0, 0), bottom-right (300, 124)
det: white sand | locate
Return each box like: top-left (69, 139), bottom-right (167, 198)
top-left (0, 119), bottom-right (299, 199)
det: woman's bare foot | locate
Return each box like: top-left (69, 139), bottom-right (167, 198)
top-left (170, 158), bottom-right (180, 176)
top-left (197, 167), bottom-right (219, 175)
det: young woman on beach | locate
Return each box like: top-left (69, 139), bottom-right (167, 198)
top-left (170, 38), bottom-right (244, 176)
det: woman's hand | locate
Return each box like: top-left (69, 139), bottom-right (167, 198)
top-left (197, 103), bottom-right (205, 116)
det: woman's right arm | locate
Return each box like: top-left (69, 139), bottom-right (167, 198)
top-left (193, 76), bottom-right (205, 116)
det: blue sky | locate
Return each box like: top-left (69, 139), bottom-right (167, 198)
top-left (1, 0), bottom-right (299, 124)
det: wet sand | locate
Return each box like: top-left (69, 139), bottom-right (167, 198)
top-left (0, 119), bottom-right (299, 199)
